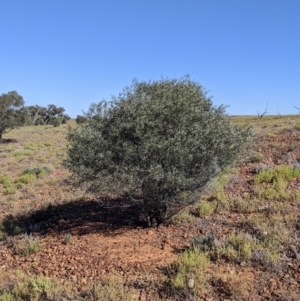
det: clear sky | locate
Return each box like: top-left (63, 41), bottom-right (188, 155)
top-left (1, 0), bottom-right (299, 117)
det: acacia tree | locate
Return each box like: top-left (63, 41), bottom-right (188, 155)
top-left (0, 91), bottom-right (27, 140)
top-left (64, 77), bottom-right (252, 227)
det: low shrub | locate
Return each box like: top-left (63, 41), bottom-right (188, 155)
top-left (91, 275), bottom-right (135, 301)
top-left (21, 166), bottom-right (53, 178)
top-left (171, 248), bottom-right (210, 295)
top-left (249, 152), bottom-right (264, 163)
top-left (9, 233), bottom-right (42, 256)
top-left (170, 210), bottom-right (194, 225)
top-left (190, 235), bottom-right (217, 252)
top-left (0, 271), bottom-right (73, 301)
top-left (15, 174), bottom-right (35, 184)
top-left (220, 233), bottom-right (253, 263)
top-left (3, 186), bottom-right (16, 195)
top-left (63, 233), bottom-right (72, 244)
top-left (198, 200), bottom-right (216, 217)
top-left (0, 175), bottom-right (13, 188)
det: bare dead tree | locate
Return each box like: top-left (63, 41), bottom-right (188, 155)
top-left (257, 103), bottom-right (269, 119)
top-left (294, 106), bottom-right (300, 114)
top-left (277, 105), bottom-right (282, 118)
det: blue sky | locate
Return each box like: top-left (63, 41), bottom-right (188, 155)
top-left (1, 0), bottom-right (299, 117)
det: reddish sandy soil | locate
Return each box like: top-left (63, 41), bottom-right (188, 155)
top-left (1, 130), bottom-right (300, 300)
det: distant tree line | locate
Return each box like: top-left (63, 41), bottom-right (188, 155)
top-left (0, 91), bottom-right (70, 139)
top-left (27, 104), bottom-right (70, 126)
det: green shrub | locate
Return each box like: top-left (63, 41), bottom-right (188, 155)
top-left (0, 175), bottom-right (13, 188)
top-left (15, 174), bottom-right (35, 184)
top-left (52, 118), bottom-right (61, 127)
top-left (198, 200), bottom-right (216, 217)
top-left (24, 143), bottom-right (38, 151)
top-left (255, 165), bottom-right (300, 184)
top-left (255, 165), bottom-right (300, 201)
top-left (191, 235), bottom-right (216, 252)
top-left (0, 174), bottom-right (17, 194)
top-left (14, 182), bottom-right (23, 189)
top-left (276, 165), bottom-right (300, 180)
top-left (255, 169), bottom-right (274, 184)
top-left (75, 114), bottom-right (88, 124)
top-left (221, 233), bottom-right (253, 263)
top-left (212, 174), bottom-right (230, 205)
top-left (0, 272), bottom-right (69, 301)
top-left (12, 150), bottom-right (33, 157)
top-left (231, 197), bottom-right (260, 213)
top-left (20, 166), bottom-right (53, 179)
top-left (171, 248), bottom-right (210, 294)
top-left (5, 146), bottom-right (14, 153)
top-left (4, 185), bottom-right (16, 195)
top-left (249, 152), bottom-right (264, 163)
top-left (64, 77), bottom-right (252, 226)
top-left (170, 210), bottom-right (194, 225)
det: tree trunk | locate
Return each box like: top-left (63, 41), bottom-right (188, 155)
top-left (144, 198), bottom-right (168, 227)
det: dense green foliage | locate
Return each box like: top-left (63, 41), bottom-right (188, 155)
top-left (0, 91), bottom-right (27, 139)
top-left (27, 104), bottom-right (70, 126)
top-left (64, 77), bottom-right (252, 226)
top-left (75, 114), bottom-right (88, 124)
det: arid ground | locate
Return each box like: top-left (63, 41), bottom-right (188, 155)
top-left (1, 116), bottom-right (300, 300)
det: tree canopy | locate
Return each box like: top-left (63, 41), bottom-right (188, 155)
top-left (0, 91), bottom-right (27, 139)
top-left (27, 104), bottom-right (70, 126)
top-left (64, 77), bottom-right (252, 226)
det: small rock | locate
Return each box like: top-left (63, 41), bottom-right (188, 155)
top-left (147, 230), bottom-right (154, 236)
